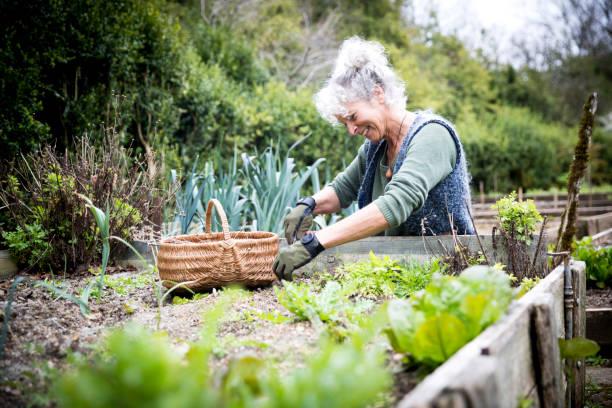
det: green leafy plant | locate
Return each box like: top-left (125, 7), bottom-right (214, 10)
top-left (573, 237), bottom-right (612, 288)
top-left (385, 265), bottom-right (514, 366)
top-left (559, 337), bottom-right (600, 359)
top-left (171, 158), bottom-right (207, 235)
top-left (275, 281), bottom-right (373, 339)
top-left (103, 273), bottom-right (155, 297)
top-left (2, 223), bottom-right (52, 271)
top-left (514, 276), bottom-right (541, 298)
top-left (172, 292), bottom-right (208, 305)
top-left (492, 192), bottom-right (543, 244)
top-left (52, 292), bottom-right (390, 408)
top-left (336, 252), bottom-right (443, 299)
top-left (80, 195), bottom-right (110, 293)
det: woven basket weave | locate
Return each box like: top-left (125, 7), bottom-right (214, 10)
top-left (157, 199), bottom-right (279, 290)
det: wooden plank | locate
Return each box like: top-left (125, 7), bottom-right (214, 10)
top-left (399, 302), bottom-right (536, 408)
top-left (472, 199), bottom-right (612, 211)
top-left (591, 228), bottom-right (612, 245)
top-left (572, 260), bottom-right (587, 407)
top-left (474, 192), bottom-right (612, 204)
top-left (473, 206), bottom-right (612, 218)
top-left (287, 235), bottom-right (547, 276)
top-left (531, 293), bottom-right (564, 408)
top-left (586, 308), bottom-right (612, 348)
top-left (583, 212), bottom-right (612, 236)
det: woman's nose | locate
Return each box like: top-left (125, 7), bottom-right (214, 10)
top-left (347, 122), bottom-right (358, 135)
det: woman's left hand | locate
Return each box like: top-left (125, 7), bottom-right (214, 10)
top-left (272, 242), bottom-right (312, 281)
top-left (273, 233), bottom-right (325, 280)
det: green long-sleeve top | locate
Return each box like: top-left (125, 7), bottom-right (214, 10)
top-left (329, 123), bottom-right (457, 236)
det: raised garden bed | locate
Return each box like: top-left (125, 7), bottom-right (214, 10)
top-left (1, 235), bottom-right (589, 407)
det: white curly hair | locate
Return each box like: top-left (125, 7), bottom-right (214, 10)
top-left (314, 36), bottom-right (407, 124)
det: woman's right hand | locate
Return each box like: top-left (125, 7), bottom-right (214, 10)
top-left (283, 197), bottom-right (316, 244)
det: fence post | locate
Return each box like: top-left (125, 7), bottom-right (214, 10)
top-left (479, 181), bottom-right (485, 205)
top-left (572, 261), bottom-right (586, 407)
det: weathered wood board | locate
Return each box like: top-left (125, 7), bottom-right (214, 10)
top-left (288, 235), bottom-right (548, 277)
top-left (119, 235), bottom-right (548, 274)
top-left (587, 308), bottom-right (612, 357)
top-left (583, 212), bottom-right (612, 236)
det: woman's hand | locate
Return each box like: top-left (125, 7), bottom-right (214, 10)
top-left (273, 233), bottom-right (325, 280)
top-left (283, 197), bottom-right (315, 244)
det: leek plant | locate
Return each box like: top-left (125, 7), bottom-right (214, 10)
top-left (79, 195), bottom-right (110, 293)
top-left (309, 166), bottom-right (358, 229)
top-left (210, 152), bottom-right (248, 231)
top-left (171, 158), bottom-right (206, 235)
top-left (241, 138), bottom-right (324, 233)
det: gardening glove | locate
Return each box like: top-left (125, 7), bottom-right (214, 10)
top-left (273, 233), bottom-right (325, 281)
top-left (283, 197), bottom-right (316, 244)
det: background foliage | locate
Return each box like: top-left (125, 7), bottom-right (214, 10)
top-left (1, 0), bottom-right (611, 256)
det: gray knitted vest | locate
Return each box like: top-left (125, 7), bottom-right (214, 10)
top-left (357, 112), bottom-right (474, 235)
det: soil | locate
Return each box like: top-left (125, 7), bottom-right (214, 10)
top-left (0, 269), bottom-right (418, 407)
top-left (587, 287), bottom-right (612, 308)
top-left (586, 367), bottom-right (612, 407)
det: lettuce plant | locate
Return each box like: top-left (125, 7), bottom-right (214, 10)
top-left (385, 266), bottom-right (513, 366)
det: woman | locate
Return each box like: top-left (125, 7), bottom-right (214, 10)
top-left (273, 37), bottom-right (474, 280)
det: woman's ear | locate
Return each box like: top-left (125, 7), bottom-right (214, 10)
top-left (372, 85), bottom-right (385, 105)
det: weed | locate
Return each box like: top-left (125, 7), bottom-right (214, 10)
top-left (103, 273), bottom-right (155, 296)
top-left (275, 280), bottom-right (373, 340)
top-left (242, 309), bottom-right (292, 324)
top-left (172, 292), bottom-right (208, 305)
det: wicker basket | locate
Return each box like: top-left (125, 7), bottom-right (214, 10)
top-left (157, 199), bottom-right (279, 290)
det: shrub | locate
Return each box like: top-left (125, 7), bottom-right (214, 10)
top-left (458, 106), bottom-right (576, 192)
top-left (0, 131), bottom-right (164, 272)
top-left (492, 192), bottom-right (543, 244)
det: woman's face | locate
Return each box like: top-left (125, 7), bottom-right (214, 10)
top-left (336, 96), bottom-right (387, 143)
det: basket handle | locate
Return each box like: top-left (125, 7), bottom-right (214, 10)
top-left (205, 199), bottom-right (231, 241)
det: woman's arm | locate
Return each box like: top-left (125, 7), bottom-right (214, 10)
top-left (312, 186), bottom-right (342, 214)
top-left (315, 124), bottom-right (456, 249)
top-left (314, 203), bottom-right (389, 248)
